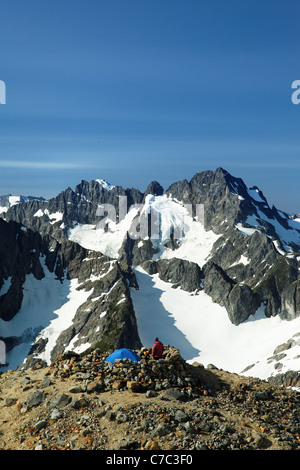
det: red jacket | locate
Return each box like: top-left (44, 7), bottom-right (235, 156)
top-left (152, 341), bottom-right (164, 359)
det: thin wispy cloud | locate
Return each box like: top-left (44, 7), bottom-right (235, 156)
top-left (0, 3), bottom-right (299, 211)
top-left (0, 160), bottom-right (88, 169)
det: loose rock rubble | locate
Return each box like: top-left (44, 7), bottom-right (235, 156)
top-left (0, 345), bottom-right (300, 451)
top-left (50, 346), bottom-right (206, 397)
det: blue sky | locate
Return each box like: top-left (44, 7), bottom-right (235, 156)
top-left (0, 0), bottom-right (300, 212)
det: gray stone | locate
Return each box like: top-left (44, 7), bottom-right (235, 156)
top-left (174, 409), bottom-right (189, 423)
top-left (164, 388), bottom-right (187, 402)
top-left (35, 419), bottom-right (47, 431)
top-left (5, 397), bottom-right (17, 406)
top-left (26, 390), bottom-right (45, 407)
top-left (50, 393), bottom-right (71, 409)
top-left (119, 439), bottom-right (140, 450)
top-left (152, 423), bottom-right (172, 437)
top-left (183, 421), bottom-right (196, 434)
top-left (50, 408), bottom-right (64, 420)
top-left (69, 386), bottom-right (82, 393)
top-left (71, 397), bottom-right (89, 409)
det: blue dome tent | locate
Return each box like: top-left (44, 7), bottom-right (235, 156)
top-left (105, 348), bottom-right (141, 365)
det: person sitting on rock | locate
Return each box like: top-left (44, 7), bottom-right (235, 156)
top-left (152, 337), bottom-right (164, 360)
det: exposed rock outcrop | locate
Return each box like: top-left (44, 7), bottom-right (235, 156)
top-left (0, 218), bottom-right (141, 368)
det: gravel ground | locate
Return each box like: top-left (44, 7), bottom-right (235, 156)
top-left (0, 346), bottom-right (300, 451)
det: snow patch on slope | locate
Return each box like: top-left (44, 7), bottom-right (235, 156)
top-left (0, 277), bottom-right (13, 296)
top-left (35, 278), bottom-right (91, 364)
top-left (141, 195), bottom-right (220, 266)
top-left (96, 179), bottom-right (115, 191)
top-left (68, 194), bottom-right (220, 265)
top-left (0, 257), bottom-right (90, 371)
top-left (68, 206), bottom-right (140, 258)
top-left (34, 208), bottom-right (64, 224)
top-left (235, 209), bottom-right (300, 253)
top-left (131, 267), bottom-right (300, 381)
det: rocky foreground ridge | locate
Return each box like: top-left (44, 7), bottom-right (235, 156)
top-left (1, 346), bottom-right (300, 451)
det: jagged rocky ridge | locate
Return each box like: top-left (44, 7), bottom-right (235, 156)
top-left (0, 194), bottom-right (46, 214)
top-left (1, 168), bottom-right (300, 383)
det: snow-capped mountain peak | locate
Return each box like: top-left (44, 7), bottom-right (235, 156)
top-left (95, 179), bottom-right (116, 191)
top-left (1, 168), bottom-right (300, 390)
top-left (0, 194), bottom-right (46, 213)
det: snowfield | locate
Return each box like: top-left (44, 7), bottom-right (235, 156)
top-left (0, 257), bottom-right (90, 371)
top-left (131, 267), bottom-right (300, 382)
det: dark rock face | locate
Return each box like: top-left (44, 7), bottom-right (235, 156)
top-left (157, 258), bottom-right (204, 293)
top-left (0, 219), bottom-right (54, 322)
top-left (268, 370), bottom-right (300, 388)
top-left (200, 262), bottom-right (260, 325)
top-left (166, 168), bottom-right (249, 232)
top-left (203, 262), bottom-right (235, 306)
top-left (227, 284), bottom-right (261, 326)
top-left (50, 255), bottom-right (142, 362)
top-left (280, 281), bottom-right (300, 320)
top-left (2, 180), bottom-right (146, 243)
top-left (0, 217), bottom-right (141, 368)
top-left (165, 168), bottom-right (300, 324)
top-left (143, 181), bottom-right (164, 200)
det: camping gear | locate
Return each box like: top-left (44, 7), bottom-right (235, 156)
top-left (105, 348), bottom-right (141, 365)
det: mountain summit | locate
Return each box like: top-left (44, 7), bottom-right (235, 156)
top-left (1, 168), bottom-right (300, 388)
